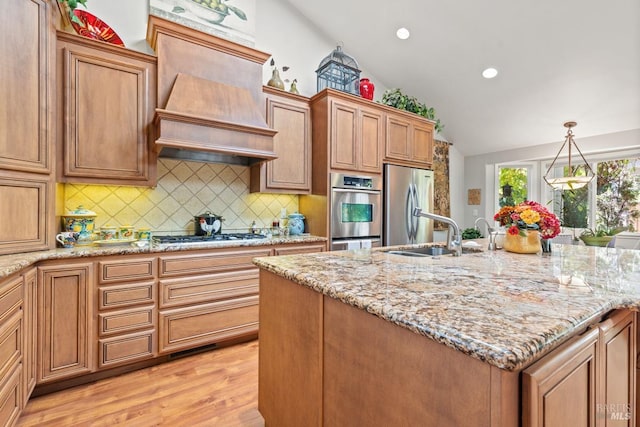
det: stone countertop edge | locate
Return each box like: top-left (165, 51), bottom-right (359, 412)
top-left (0, 234), bottom-right (327, 280)
top-left (252, 242), bottom-right (640, 371)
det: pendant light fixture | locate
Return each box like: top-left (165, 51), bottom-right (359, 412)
top-left (543, 121), bottom-right (595, 190)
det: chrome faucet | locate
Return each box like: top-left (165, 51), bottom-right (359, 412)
top-left (413, 208), bottom-right (462, 256)
top-left (475, 217), bottom-right (497, 250)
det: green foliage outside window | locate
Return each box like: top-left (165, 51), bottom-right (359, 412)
top-left (498, 168), bottom-right (527, 207)
top-left (561, 165), bottom-right (588, 228)
top-left (596, 159), bottom-right (640, 231)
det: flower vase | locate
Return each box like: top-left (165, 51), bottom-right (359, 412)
top-left (540, 238), bottom-right (552, 255)
top-left (503, 230), bottom-right (541, 254)
top-left (359, 78), bottom-right (374, 100)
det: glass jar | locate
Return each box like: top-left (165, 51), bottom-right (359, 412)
top-left (287, 213), bottom-right (305, 235)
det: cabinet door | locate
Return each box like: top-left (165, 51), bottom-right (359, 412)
top-left (358, 107), bottom-right (383, 173)
top-left (385, 115), bottom-right (411, 161)
top-left (0, 174), bottom-right (50, 255)
top-left (37, 262), bottom-right (94, 383)
top-left (522, 327), bottom-right (599, 427)
top-left (254, 90), bottom-right (311, 193)
top-left (598, 310), bottom-right (635, 426)
top-left (0, 0), bottom-right (52, 174)
top-left (412, 121), bottom-right (434, 167)
top-left (57, 33), bottom-right (157, 186)
top-left (22, 268), bottom-right (36, 404)
top-left (330, 100), bottom-right (358, 171)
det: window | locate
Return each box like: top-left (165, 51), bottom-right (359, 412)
top-left (498, 166), bottom-right (529, 207)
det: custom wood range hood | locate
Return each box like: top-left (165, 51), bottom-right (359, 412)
top-left (146, 16), bottom-right (277, 165)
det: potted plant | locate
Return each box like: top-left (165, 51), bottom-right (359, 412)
top-left (58, 0), bottom-right (88, 24)
top-left (461, 228), bottom-right (482, 240)
top-left (379, 88), bottom-right (444, 133)
top-left (579, 226), bottom-right (625, 247)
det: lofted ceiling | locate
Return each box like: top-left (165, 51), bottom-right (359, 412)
top-left (282, 0), bottom-right (640, 156)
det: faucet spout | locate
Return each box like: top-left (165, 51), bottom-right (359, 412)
top-left (413, 207), bottom-right (462, 256)
top-left (474, 217), bottom-right (497, 250)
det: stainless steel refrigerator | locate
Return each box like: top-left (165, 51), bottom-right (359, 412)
top-left (383, 164), bottom-right (434, 246)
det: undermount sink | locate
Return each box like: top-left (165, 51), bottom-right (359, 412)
top-left (383, 246), bottom-right (453, 257)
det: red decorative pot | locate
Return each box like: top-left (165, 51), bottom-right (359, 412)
top-left (359, 78), bottom-right (375, 100)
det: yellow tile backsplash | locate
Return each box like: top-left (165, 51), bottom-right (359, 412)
top-left (61, 159), bottom-right (299, 234)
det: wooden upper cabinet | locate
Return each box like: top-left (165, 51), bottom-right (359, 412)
top-left (330, 100), bottom-right (358, 171)
top-left (359, 105), bottom-right (384, 172)
top-left (250, 87), bottom-right (312, 194)
top-left (0, 174), bottom-right (51, 255)
top-left (385, 111), bottom-right (434, 169)
top-left (326, 96), bottom-right (383, 174)
top-left (0, 0), bottom-right (52, 174)
top-left (56, 32), bottom-right (157, 186)
top-left (329, 98), bottom-right (383, 174)
top-left (309, 89), bottom-right (384, 195)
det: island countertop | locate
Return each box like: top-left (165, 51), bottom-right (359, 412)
top-left (253, 243), bottom-right (640, 371)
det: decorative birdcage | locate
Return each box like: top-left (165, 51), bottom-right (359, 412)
top-left (316, 44), bottom-right (361, 95)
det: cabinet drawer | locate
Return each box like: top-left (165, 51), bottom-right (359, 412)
top-left (273, 244), bottom-right (326, 256)
top-left (99, 330), bottom-right (155, 369)
top-left (98, 306), bottom-right (155, 337)
top-left (99, 281), bottom-right (156, 310)
top-left (0, 311), bottom-right (21, 381)
top-left (159, 270), bottom-right (259, 309)
top-left (0, 276), bottom-right (22, 322)
top-left (0, 364), bottom-right (21, 426)
top-left (159, 295), bottom-right (259, 354)
top-left (98, 257), bottom-right (157, 284)
top-left (160, 249), bottom-right (271, 277)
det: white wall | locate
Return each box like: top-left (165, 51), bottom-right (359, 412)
top-left (462, 128), bottom-right (640, 229)
top-left (78, 0), bottom-right (388, 98)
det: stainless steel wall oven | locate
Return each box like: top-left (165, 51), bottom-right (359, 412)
top-left (330, 173), bottom-right (382, 250)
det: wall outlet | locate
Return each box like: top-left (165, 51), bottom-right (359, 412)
top-left (472, 209), bottom-right (478, 216)
top-left (280, 208), bottom-right (287, 218)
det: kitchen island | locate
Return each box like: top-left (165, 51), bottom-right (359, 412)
top-left (254, 243), bottom-right (640, 426)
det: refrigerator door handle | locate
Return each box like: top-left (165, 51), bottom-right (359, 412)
top-left (412, 184), bottom-right (420, 240)
top-left (405, 186), bottom-right (413, 241)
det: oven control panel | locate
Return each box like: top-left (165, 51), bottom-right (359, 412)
top-left (331, 173), bottom-right (381, 191)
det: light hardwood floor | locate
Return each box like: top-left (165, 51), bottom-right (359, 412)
top-left (17, 340), bottom-right (263, 427)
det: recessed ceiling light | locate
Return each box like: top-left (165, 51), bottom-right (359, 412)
top-left (482, 67), bottom-right (498, 79)
top-left (396, 27), bottom-right (410, 40)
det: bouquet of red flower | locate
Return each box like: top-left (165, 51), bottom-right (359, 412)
top-left (494, 201), bottom-right (561, 239)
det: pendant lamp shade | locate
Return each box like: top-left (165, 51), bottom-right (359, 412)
top-left (543, 122), bottom-right (595, 190)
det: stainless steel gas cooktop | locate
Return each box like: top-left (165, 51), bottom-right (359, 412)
top-left (154, 233), bottom-right (267, 244)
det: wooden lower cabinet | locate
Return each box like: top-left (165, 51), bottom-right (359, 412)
top-left (273, 243), bottom-right (326, 256)
top-left (523, 309), bottom-right (636, 427)
top-left (0, 272), bottom-right (25, 426)
top-left (599, 310), bottom-right (636, 427)
top-left (96, 256), bottom-right (158, 369)
top-left (159, 295), bottom-right (259, 354)
top-left (22, 268), bottom-right (36, 405)
top-left (0, 365), bottom-right (22, 427)
top-left (157, 248), bottom-right (269, 354)
top-left (259, 270), bottom-right (637, 427)
top-left (37, 261), bottom-right (94, 384)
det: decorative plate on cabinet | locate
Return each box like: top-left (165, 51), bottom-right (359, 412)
top-left (71, 10), bottom-right (125, 47)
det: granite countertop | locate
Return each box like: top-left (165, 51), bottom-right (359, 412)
top-left (0, 234), bottom-right (327, 280)
top-left (253, 242), bottom-right (640, 371)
